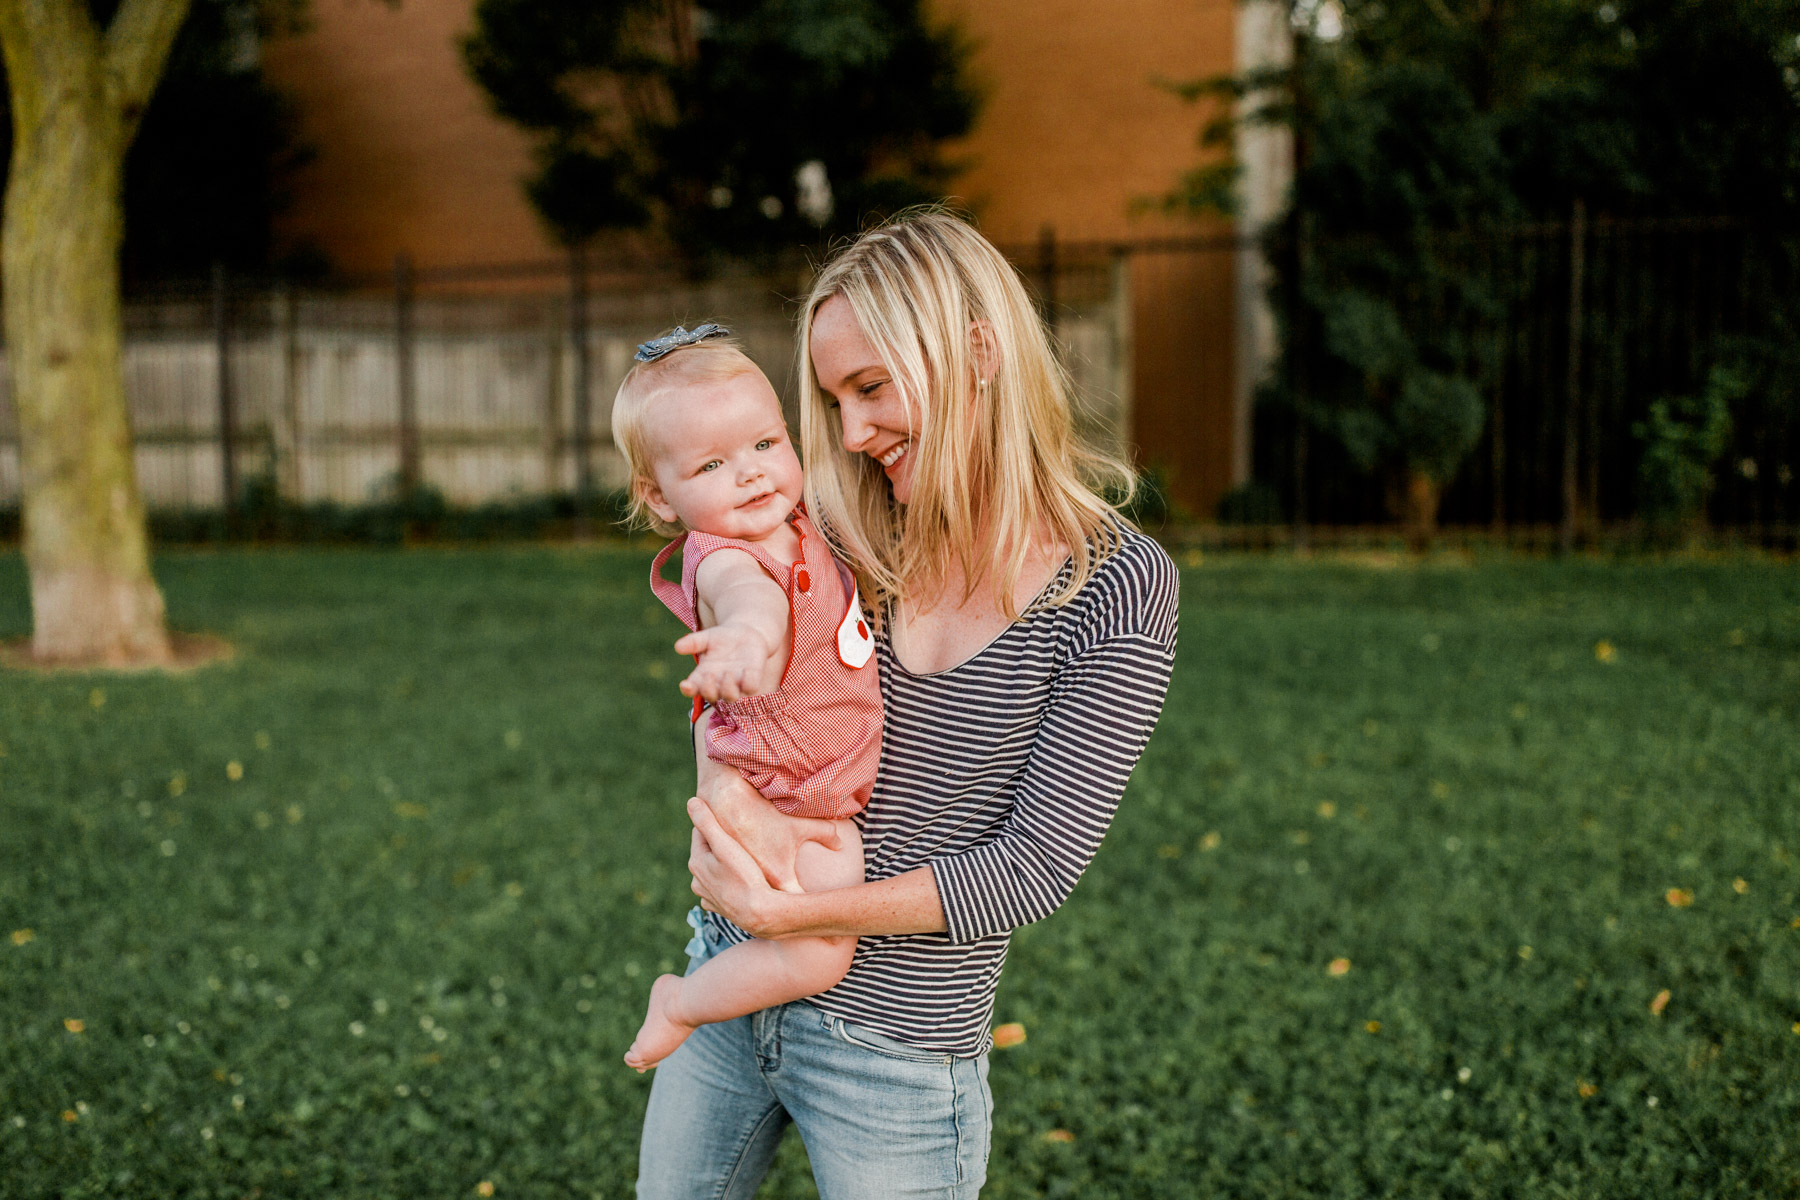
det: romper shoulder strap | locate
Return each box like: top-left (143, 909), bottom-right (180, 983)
top-left (649, 530), bottom-right (790, 633)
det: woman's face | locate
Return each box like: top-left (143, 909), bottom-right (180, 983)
top-left (810, 294), bottom-right (918, 504)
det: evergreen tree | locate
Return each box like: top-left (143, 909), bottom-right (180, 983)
top-left (461, 0), bottom-right (979, 255)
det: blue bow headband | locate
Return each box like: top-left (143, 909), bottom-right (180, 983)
top-left (634, 323), bottom-right (731, 363)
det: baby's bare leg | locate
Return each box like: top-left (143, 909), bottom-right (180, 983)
top-left (625, 820), bottom-right (863, 1071)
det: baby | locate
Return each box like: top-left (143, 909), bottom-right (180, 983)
top-left (611, 325), bottom-right (880, 1072)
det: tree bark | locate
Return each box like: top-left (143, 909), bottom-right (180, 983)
top-left (0, 0), bottom-right (190, 666)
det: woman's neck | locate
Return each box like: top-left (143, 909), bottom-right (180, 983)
top-left (890, 535), bottom-right (1066, 675)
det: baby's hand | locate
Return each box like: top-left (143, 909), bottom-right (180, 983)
top-left (675, 625), bottom-right (779, 702)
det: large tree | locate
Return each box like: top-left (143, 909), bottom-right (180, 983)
top-left (1, 0), bottom-right (190, 665)
top-left (461, 0), bottom-right (978, 255)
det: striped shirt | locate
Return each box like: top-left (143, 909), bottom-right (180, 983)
top-left (708, 528), bottom-right (1179, 1056)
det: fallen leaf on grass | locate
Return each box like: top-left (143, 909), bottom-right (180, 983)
top-left (476, 1183), bottom-right (495, 1197)
top-left (1594, 640), bottom-right (1617, 663)
top-left (10, 928), bottom-right (33, 946)
top-left (1578, 1080), bottom-right (1598, 1098)
top-left (1650, 989), bottom-right (1670, 1016)
top-left (64, 1019), bottom-right (84, 1034)
top-left (993, 1022), bottom-right (1027, 1049)
top-left (1666, 888), bottom-right (1694, 908)
top-left (1364, 1020), bottom-right (1381, 1033)
top-left (1732, 878), bottom-right (1748, 894)
top-left (1043, 1129), bottom-right (1075, 1143)
top-left (1327, 957), bottom-right (1351, 976)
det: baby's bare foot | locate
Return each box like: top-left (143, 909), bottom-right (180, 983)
top-left (624, 974), bottom-right (695, 1072)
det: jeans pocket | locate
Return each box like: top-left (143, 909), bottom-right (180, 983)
top-left (825, 1015), bottom-right (954, 1065)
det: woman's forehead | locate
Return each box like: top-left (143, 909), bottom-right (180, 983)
top-left (810, 296), bottom-right (882, 376)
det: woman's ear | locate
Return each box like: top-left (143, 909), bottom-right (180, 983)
top-left (968, 319), bottom-right (1002, 386)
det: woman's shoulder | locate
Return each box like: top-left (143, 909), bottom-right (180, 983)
top-left (1052, 525), bottom-right (1179, 649)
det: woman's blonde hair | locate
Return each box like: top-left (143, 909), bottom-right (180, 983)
top-left (610, 334), bottom-right (762, 537)
top-left (797, 208), bottom-right (1134, 617)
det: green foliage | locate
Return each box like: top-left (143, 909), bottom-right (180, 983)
top-left (1215, 480), bottom-right (1286, 524)
top-left (460, 0), bottom-right (979, 255)
top-left (1174, 0), bottom-right (1800, 516)
top-left (1633, 366), bottom-right (1739, 528)
top-left (2, 550), bottom-right (1797, 1195)
top-left (0, 0), bottom-right (312, 280)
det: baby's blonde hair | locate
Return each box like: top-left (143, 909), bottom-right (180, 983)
top-left (610, 334), bottom-right (763, 536)
top-left (797, 208), bottom-right (1134, 617)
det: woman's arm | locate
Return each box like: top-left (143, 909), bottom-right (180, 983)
top-left (687, 798), bottom-right (946, 938)
top-left (693, 548), bottom-right (1178, 942)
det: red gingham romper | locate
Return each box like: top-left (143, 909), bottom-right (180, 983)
top-left (649, 508), bottom-right (882, 821)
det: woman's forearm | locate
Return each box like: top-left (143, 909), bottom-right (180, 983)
top-left (737, 865), bottom-right (948, 940)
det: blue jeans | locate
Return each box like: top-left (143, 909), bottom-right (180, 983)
top-left (637, 919), bottom-right (993, 1199)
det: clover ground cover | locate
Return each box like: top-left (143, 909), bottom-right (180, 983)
top-left (1, 548), bottom-right (1795, 1197)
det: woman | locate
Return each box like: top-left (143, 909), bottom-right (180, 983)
top-left (637, 210), bottom-right (1179, 1198)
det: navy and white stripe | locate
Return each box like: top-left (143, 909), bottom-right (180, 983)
top-left (708, 528), bottom-right (1179, 1056)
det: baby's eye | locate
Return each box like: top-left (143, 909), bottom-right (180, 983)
top-left (698, 460), bottom-right (721, 473)
top-left (755, 438), bottom-right (775, 451)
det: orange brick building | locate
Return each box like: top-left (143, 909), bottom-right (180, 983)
top-left (263, 0), bottom-right (1277, 514)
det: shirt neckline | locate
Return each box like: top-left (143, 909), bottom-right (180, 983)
top-left (884, 554), bottom-right (1075, 680)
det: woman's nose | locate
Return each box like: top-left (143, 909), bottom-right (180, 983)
top-left (838, 402), bottom-right (873, 452)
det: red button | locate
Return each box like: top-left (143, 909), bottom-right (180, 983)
top-left (856, 620), bottom-right (868, 638)
top-left (795, 568), bottom-right (811, 592)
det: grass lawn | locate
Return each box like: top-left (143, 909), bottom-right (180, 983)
top-left (1, 546), bottom-right (1797, 1198)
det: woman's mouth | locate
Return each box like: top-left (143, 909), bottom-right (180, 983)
top-left (877, 441), bottom-right (909, 470)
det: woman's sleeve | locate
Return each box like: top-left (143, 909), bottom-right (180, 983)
top-left (928, 544), bottom-right (1179, 944)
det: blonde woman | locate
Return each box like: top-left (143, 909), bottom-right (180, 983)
top-left (637, 211), bottom-right (1179, 1199)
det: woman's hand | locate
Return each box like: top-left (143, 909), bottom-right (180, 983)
top-left (687, 797), bottom-right (792, 938)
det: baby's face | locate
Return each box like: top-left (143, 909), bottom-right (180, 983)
top-left (641, 370), bottom-right (803, 541)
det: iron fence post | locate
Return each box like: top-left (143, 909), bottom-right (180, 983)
top-left (569, 243), bottom-right (593, 524)
top-left (1560, 199), bottom-right (1586, 553)
top-left (212, 262), bottom-right (237, 510)
top-left (394, 252), bottom-right (419, 495)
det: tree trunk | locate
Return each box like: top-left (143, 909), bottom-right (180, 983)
top-left (1, 0), bottom-right (191, 667)
top-left (1402, 468), bottom-right (1440, 554)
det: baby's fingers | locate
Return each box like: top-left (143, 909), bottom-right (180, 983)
top-left (673, 630), bottom-right (710, 657)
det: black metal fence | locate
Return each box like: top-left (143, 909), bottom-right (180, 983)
top-left (1248, 217), bottom-right (1800, 540)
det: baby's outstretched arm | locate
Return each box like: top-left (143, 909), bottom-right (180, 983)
top-left (675, 549), bottom-right (790, 702)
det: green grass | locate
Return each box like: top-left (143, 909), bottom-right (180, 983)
top-left (1, 547), bottom-right (1797, 1198)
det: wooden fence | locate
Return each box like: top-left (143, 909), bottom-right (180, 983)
top-left (0, 257), bottom-right (1133, 511)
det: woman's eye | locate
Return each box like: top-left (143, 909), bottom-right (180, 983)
top-left (858, 381), bottom-right (883, 397)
